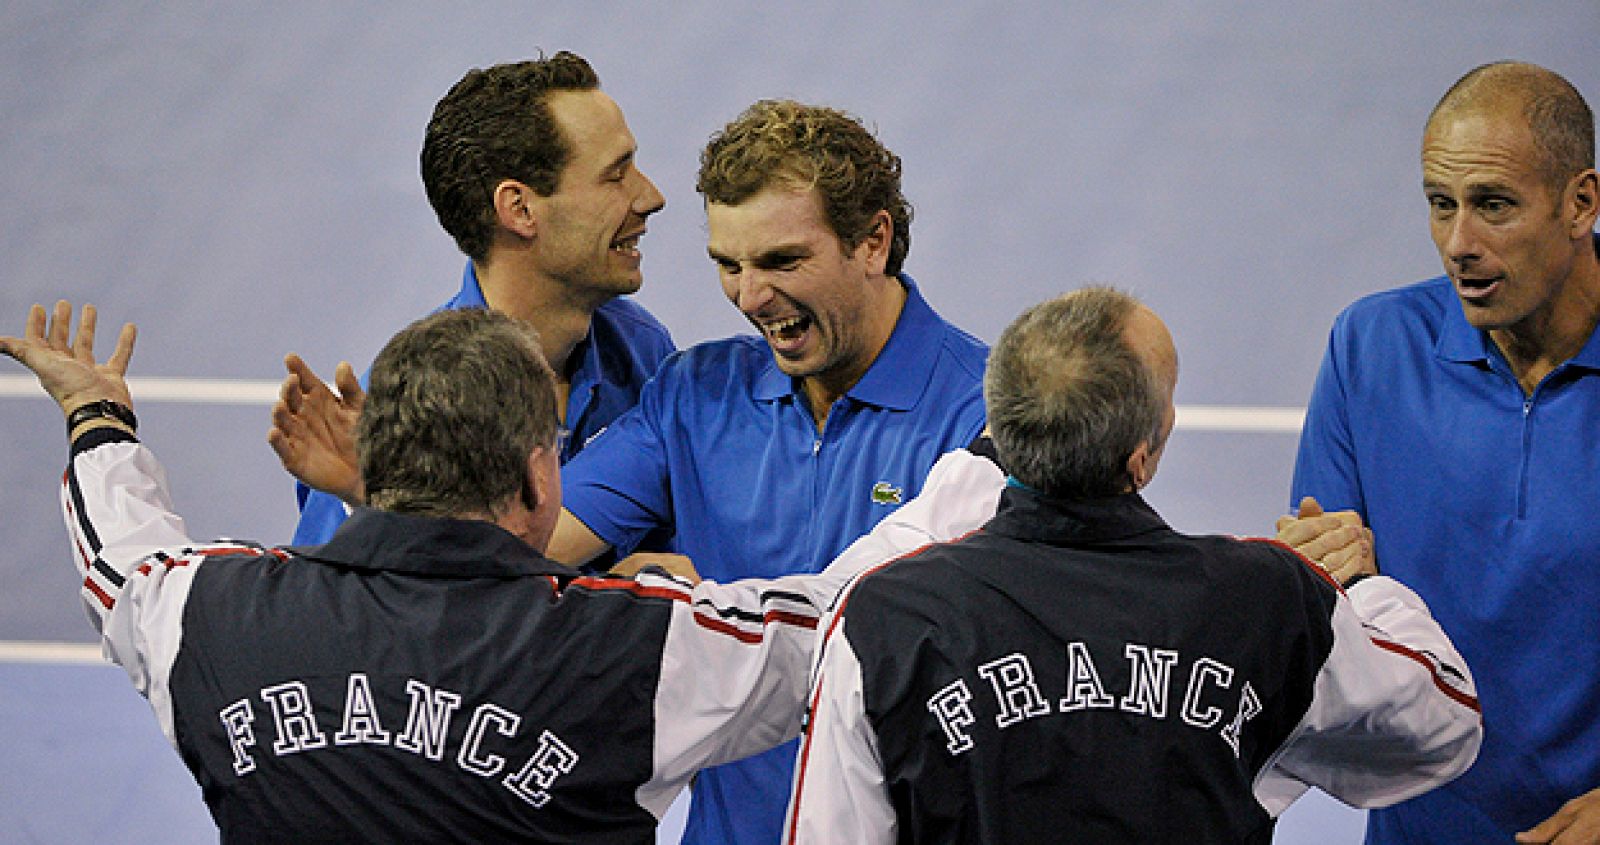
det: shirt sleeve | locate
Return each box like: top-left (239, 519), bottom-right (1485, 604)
top-left (291, 485), bottom-right (352, 545)
top-left (637, 448), bottom-right (1006, 820)
top-left (1289, 311), bottom-right (1365, 514)
top-left (783, 618), bottom-right (896, 845)
top-left (1253, 575), bottom-right (1482, 813)
top-left (783, 449), bottom-right (1007, 843)
top-left (61, 429), bottom-right (206, 743)
top-left (559, 364), bottom-right (677, 556)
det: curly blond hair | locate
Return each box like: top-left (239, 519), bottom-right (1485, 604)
top-left (697, 100), bottom-right (912, 276)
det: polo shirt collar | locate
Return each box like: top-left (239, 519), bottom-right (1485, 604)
top-left (300, 508), bottom-right (578, 579)
top-left (442, 262), bottom-right (491, 310)
top-left (752, 273), bottom-right (940, 409)
top-left (1434, 292), bottom-right (1494, 365)
top-left (985, 483), bottom-right (1168, 546)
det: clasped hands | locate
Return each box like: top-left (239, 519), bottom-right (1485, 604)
top-left (1274, 496), bottom-right (1377, 586)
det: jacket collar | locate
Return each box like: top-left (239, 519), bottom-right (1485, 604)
top-left (984, 484), bottom-right (1170, 546)
top-left (299, 508), bottom-right (578, 579)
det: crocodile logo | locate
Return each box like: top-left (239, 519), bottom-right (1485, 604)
top-left (871, 481), bottom-right (903, 506)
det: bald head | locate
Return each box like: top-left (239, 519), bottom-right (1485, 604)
top-left (1428, 61), bottom-right (1595, 193)
top-left (984, 287), bottom-right (1178, 499)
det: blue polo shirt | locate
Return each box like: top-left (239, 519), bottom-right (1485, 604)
top-left (1291, 253), bottom-right (1600, 843)
top-left (561, 274), bottom-right (987, 844)
top-left (290, 262), bottom-right (675, 545)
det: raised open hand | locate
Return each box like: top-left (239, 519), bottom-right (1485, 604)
top-left (0, 301), bottom-right (136, 425)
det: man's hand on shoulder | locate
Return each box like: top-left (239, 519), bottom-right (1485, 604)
top-left (1518, 786), bottom-right (1600, 844)
top-left (1275, 496), bottom-right (1378, 586)
top-left (267, 354), bottom-right (365, 504)
top-left (0, 301), bottom-right (136, 430)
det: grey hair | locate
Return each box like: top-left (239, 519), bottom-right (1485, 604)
top-left (984, 287), bottom-right (1166, 499)
top-left (358, 308), bottom-right (560, 517)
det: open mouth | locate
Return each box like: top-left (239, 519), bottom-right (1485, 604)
top-left (611, 231), bottom-right (643, 258)
top-left (759, 314), bottom-right (813, 351)
top-left (1455, 275), bottom-right (1501, 300)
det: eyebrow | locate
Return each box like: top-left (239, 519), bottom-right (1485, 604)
top-left (705, 245), bottom-right (812, 267)
top-left (602, 149), bottom-right (635, 177)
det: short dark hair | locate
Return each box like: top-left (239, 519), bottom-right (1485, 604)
top-left (697, 100), bottom-right (913, 276)
top-left (1430, 61), bottom-right (1595, 193)
top-left (421, 52), bottom-right (601, 262)
top-left (359, 308), bottom-right (560, 517)
top-left (985, 287), bottom-right (1166, 499)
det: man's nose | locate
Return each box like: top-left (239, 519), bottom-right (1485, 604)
top-left (1442, 213), bottom-right (1481, 266)
top-left (735, 270), bottom-right (775, 313)
top-left (633, 170), bottom-right (666, 216)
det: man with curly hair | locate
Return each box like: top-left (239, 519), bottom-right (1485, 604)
top-left (550, 100), bottom-right (989, 843)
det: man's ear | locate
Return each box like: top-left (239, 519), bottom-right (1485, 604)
top-left (1125, 440), bottom-right (1154, 491)
top-left (493, 179), bottom-right (539, 241)
top-left (1567, 169), bottom-right (1599, 238)
top-left (854, 209), bottom-right (893, 275)
top-left (521, 444), bottom-right (558, 512)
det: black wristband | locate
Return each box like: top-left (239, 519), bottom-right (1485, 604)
top-left (66, 399), bottom-right (137, 434)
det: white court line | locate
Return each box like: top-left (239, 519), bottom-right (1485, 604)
top-left (3, 375), bottom-right (1307, 432)
top-left (0, 374), bottom-right (280, 404)
top-left (1177, 405), bottom-right (1304, 433)
top-left (0, 640), bottom-right (107, 665)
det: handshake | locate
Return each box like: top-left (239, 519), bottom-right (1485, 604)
top-left (1275, 496), bottom-right (1377, 585)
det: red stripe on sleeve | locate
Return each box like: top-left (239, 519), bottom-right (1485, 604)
top-left (785, 538), bottom-right (961, 843)
top-left (692, 613), bottom-right (763, 644)
top-left (72, 534), bottom-right (92, 572)
top-left (572, 576), bottom-right (691, 603)
top-left (688, 608), bottom-right (820, 645)
top-left (194, 546), bottom-right (263, 558)
top-left (763, 609), bottom-right (818, 631)
top-left (1370, 637), bottom-right (1481, 713)
top-left (787, 623), bottom-right (852, 844)
top-left (83, 577), bottom-right (114, 610)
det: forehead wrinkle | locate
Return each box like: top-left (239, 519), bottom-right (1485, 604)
top-left (1423, 121), bottom-right (1542, 184)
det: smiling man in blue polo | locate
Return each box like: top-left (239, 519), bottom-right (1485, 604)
top-left (550, 100), bottom-right (988, 845)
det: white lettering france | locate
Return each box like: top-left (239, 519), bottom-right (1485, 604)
top-left (260, 680), bottom-right (329, 756)
top-left (503, 730), bottom-right (581, 809)
top-left (931, 643), bottom-right (1256, 756)
top-left (978, 653), bottom-right (1052, 728)
top-left (926, 679), bottom-right (977, 755)
top-left (334, 672), bottom-right (391, 746)
top-left (214, 673), bottom-right (580, 808)
top-left (458, 703), bottom-right (521, 777)
top-left (219, 698), bottom-right (258, 775)
top-left (394, 680), bottom-right (462, 760)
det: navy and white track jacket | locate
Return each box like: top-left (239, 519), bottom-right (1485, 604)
top-left (60, 428), bottom-right (1001, 843)
top-left (786, 451), bottom-right (1483, 844)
